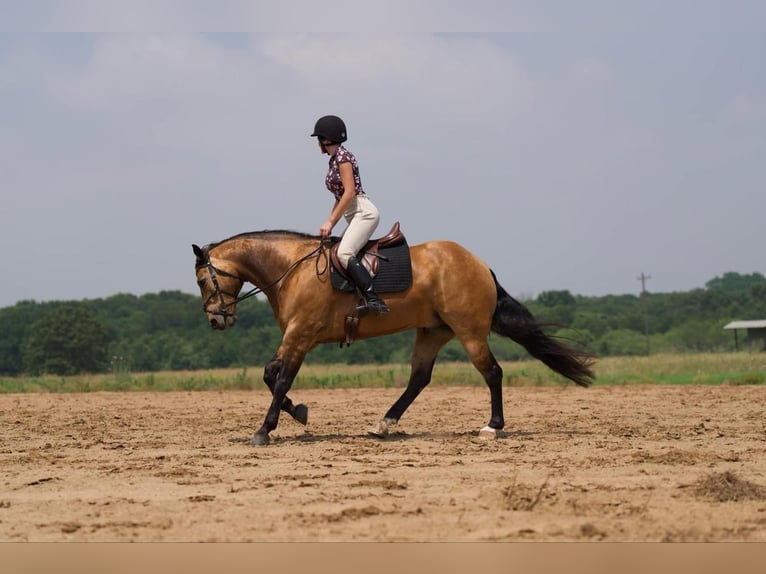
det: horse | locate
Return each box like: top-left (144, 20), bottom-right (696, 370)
top-left (192, 229), bottom-right (595, 446)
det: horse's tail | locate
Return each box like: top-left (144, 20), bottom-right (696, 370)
top-left (490, 270), bottom-right (596, 387)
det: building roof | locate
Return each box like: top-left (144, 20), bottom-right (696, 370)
top-left (723, 320), bottom-right (766, 330)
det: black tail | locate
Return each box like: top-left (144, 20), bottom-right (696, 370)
top-left (490, 270), bottom-right (596, 387)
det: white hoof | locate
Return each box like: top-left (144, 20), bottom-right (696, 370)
top-left (478, 425), bottom-right (498, 440)
top-left (369, 418), bottom-right (397, 438)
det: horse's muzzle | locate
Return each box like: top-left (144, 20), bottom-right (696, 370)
top-left (209, 314), bottom-right (236, 330)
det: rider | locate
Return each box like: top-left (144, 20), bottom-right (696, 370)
top-left (311, 114), bottom-right (389, 315)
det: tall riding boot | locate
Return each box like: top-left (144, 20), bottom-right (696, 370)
top-left (346, 256), bottom-right (390, 315)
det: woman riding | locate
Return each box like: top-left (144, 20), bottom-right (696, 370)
top-left (311, 114), bottom-right (389, 315)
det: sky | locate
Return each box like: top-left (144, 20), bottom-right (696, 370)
top-left (1, 2), bottom-right (765, 308)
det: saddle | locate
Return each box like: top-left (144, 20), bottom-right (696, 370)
top-left (329, 221), bottom-right (406, 281)
top-left (327, 222), bottom-right (413, 346)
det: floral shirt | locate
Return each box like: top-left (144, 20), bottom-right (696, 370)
top-left (326, 146), bottom-right (364, 201)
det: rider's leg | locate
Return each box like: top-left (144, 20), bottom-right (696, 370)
top-left (337, 195), bottom-right (389, 314)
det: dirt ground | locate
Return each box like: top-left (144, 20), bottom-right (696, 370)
top-left (1, 384), bottom-right (765, 542)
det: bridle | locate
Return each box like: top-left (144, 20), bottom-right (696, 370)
top-left (196, 258), bottom-right (243, 318)
top-left (196, 240), bottom-right (330, 318)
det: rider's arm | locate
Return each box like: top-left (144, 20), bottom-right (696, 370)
top-left (321, 162), bottom-right (356, 237)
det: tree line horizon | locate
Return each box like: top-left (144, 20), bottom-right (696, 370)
top-left (1, 271), bottom-right (764, 376)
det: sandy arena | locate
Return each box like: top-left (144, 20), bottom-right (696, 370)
top-left (1, 385), bottom-right (765, 542)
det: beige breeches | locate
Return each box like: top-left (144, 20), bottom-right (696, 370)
top-left (336, 194), bottom-right (380, 268)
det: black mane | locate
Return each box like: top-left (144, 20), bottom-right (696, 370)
top-left (207, 229), bottom-right (320, 250)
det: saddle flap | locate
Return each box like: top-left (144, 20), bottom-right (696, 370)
top-left (329, 221), bottom-right (405, 280)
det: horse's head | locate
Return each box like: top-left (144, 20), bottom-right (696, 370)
top-left (193, 244), bottom-right (243, 330)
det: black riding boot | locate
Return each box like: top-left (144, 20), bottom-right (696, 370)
top-left (346, 256), bottom-right (390, 315)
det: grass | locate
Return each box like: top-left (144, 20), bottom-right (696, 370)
top-left (0, 353), bottom-right (764, 394)
top-left (591, 353), bottom-right (766, 386)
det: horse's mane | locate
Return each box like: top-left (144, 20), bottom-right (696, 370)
top-left (207, 229), bottom-right (320, 250)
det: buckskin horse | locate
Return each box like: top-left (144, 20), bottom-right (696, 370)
top-left (192, 226), bottom-right (595, 446)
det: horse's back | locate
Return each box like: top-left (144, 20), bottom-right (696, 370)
top-left (408, 240), bottom-right (497, 330)
top-left (410, 239), bottom-right (493, 278)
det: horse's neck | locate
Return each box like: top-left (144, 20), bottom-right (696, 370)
top-left (221, 236), bottom-right (307, 289)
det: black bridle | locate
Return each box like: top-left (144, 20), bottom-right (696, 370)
top-left (196, 241), bottom-right (329, 318)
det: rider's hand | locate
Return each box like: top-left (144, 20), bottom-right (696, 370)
top-left (320, 220), bottom-right (334, 238)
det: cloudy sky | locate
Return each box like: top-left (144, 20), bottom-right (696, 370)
top-left (1, 2), bottom-right (764, 308)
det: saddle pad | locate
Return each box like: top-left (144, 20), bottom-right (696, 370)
top-left (331, 240), bottom-right (413, 293)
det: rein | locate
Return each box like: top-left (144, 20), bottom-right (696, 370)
top-left (198, 240), bottom-right (330, 317)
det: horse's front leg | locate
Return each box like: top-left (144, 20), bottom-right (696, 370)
top-left (263, 355), bottom-right (308, 425)
top-left (251, 349), bottom-right (307, 446)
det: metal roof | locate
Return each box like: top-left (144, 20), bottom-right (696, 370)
top-left (723, 320), bottom-right (766, 330)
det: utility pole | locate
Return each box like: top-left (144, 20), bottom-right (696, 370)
top-left (637, 272), bottom-right (651, 355)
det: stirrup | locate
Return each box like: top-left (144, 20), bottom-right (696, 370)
top-left (361, 295), bottom-right (389, 315)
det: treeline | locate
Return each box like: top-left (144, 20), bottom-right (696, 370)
top-left (1, 272), bottom-right (764, 376)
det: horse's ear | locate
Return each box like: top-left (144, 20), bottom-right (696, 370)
top-left (192, 244), bottom-right (204, 261)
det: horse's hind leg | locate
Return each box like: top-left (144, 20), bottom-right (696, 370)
top-left (370, 326), bottom-right (454, 438)
top-left (263, 355), bottom-right (308, 425)
top-left (459, 336), bottom-right (504, 437)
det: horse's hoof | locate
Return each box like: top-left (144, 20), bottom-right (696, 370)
top-left (293, 404), bottom-right (309, 426)
top-left (368, 418), bottom-right (396, 439)
top-left (250, 433), bottom-right (270, 446)
top-left (478, 426), bottom-right (498, 440)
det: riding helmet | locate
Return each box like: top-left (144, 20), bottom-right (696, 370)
top-left (311, 115), bottom-right (347, 143)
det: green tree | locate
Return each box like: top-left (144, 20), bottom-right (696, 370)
top-left (22, 304), bottom-right (112, 375)
top-left (537, 290), bottom-right (576, 307)
top-left (594, 329), bottom-right (647, 356)
top-left (0, 300), bottom-right (46, 374)
top-left (654, 320), bottom-right (730, 353)
top-left (705, 271), bottom-right (766, 294)
top-left (532, 290), bottom-right (576, 325)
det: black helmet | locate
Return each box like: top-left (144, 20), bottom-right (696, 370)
top-left (311, 115), bottom-right (347, 143)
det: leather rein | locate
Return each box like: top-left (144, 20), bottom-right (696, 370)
top-left (197, 240), bottom-right (330, 317)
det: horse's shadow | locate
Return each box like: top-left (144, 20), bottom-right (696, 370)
top-left (229, 429), bottom-right (546, 445)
